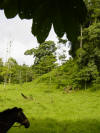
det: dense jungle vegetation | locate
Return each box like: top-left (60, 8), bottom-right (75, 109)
top-left (0, 0), bottom-right (100, 91)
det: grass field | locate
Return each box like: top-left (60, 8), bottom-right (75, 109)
top-left (0, 82), bottom-right (100, 133)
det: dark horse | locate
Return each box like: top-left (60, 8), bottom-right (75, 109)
top-left (0, 107), bottom-right (30, 133)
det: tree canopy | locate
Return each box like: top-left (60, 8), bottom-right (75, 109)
top-left (25, 41), bottom-right (57, 76)
top-left (0, 0), bottom-right (87, 46)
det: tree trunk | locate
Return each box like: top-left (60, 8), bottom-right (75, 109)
top-left (85, 81), bottom-right (86, 90)
top-left (80, 25), bottom-right (83, 48)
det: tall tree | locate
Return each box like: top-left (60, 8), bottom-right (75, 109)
top-left (0, 58), bottom-right (4, 82)
top-left (25, 41), bottom-right (57, 76)
top-left (75, 0), bottom-right (100, 88)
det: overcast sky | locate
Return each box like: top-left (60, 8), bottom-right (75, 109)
top-left (0, 10), bottom-right (70, 66)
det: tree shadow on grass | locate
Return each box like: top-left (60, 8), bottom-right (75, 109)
top-left (9, 118), bottom-right (100, 133)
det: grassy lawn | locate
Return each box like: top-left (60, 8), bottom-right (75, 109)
top-left (0, 82), bottom-right (100, 133)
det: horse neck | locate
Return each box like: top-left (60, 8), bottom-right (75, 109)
top-left (0, 113), bottom-right (17, 133)
top-left (0, 120), bottom-right (15, 133)
top-left (6, 113), bottom-right (17, 127)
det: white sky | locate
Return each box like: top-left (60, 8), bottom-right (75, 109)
top-left (0, 10), bottom-right (70, 66)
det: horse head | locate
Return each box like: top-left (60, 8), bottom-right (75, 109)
top-left (13, 107), bottom-right (30, 128)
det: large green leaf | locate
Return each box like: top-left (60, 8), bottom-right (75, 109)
top-left (32, 17), bottom-right (52, 43)
top-left (18, 0), bottom-right (36, 19)
top-left (32, 1), bottom-right (52, 43)
top-left (0, 0), bottom-right (87, 54)
top-left (4, 0), bottom-right (18, 18)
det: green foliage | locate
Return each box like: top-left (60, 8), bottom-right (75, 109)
top-left (25, 41), bottom-right (57, 77)
top-left (72, 0), bottom-right (100, 90)
top-left (87, 0), bottom-right (100, 22)
top-left (58, 37), bottom-right (67, 44)
top-left (76, 48), bottom-right (88, 67)
top-left (83, 23), bottom-right (100, 45)
top-left (25, 41), bottom-right (57, 60)
top-left (92, 76), bottom-right (100, 90)
top-left (0, 58), bottom-right (33, 84)
top-left (36, 59), bottom-right (81, 90)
